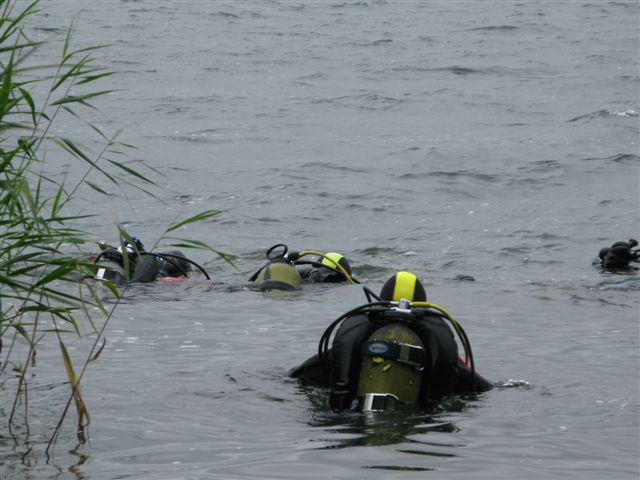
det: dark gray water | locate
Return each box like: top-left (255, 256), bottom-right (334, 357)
top-left (2, 1), bottom-right (639, 479)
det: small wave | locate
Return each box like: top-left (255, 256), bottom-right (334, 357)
top-left (167, 132), bottom-right (229, 144)
top-left (296, 72), bottom-right (328, 81)
top-left (364, 465), bottom-right (433, 472)
top-left (408, 170), bottom-right (499, 183)
top-left (389, 64), bottom-right (521, 77)
top-left (371, 38), bottom-right (393, 45)
top-left (356, 246), bottom-right (398, 256)
top-left (353, 263), bottom-right (391, 281)
top-left (611, 109), bottom-right (639, 117)
top-left (567, 109), bottom-right (639, 122)
top-left (254, 217), bottom-right (281, 223)
top-left (582, 153), bottom-right (639, 164)
top-left (453, 274), bottom-right (475, 282)
top-left (299, 161), bottom-right (368, 174)
top-left (330, 1), bottom-right (370, 8)
top-left (520, 159), bottom-right (565, 172)
top-left (34, 26), bottom-right (66, 33)
top-left (310, 92), bottom-right (406, 110)
top-left (499, 246), bottom-right (533, 256)
top-left (497, 379), bottom-right (531, 389)
top-left (431, 65), bottom-right (482, 76)
top-left (597, 276), bottom-right (640, 291)
top-left (468, 25), bottom-right (519, 32)
top-left (567, 109), bottom-right (607, 122)
top-left (210, 11), bottom-right (240, 19)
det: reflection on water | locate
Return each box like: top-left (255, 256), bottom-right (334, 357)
top-left (300, 384), bottom-right (476, 453)
top-left (315, 413), bottom-right (459, 450)
top-left (0, 430), bottom-right (89, 480)
top-left (299, 397), bottom-right (469, 473)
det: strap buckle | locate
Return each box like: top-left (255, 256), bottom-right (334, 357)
top-left (398, 343), bottom-right (424, 371)
top-left (361, 393), bottom-right (400, 412)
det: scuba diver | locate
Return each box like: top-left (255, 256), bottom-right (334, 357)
top-left (89, 237), bottom-right (210, 284)
top-left (249, 244), bottom-right (358, 286)
top-left (597, 239), bottom-right (639, 270)
top-left (290, 271), bottom-right (493, 412)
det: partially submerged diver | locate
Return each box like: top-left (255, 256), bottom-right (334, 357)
top-left (249, 244), bottom-right (358, 285)
top-left (90, 239), bottom-right (309, 292)
top-left (290, 271), bottom-right (493, 412)
top-left (89, 237), bottom-right (210, 284)
top-left (597, 239), bottom-right (639, 270)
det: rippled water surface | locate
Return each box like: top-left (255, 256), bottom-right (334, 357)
top-left (2, 1), bottom-right (639, 479)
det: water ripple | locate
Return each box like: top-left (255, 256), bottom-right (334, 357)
top-left (567, 109), bottom-right (639, 122)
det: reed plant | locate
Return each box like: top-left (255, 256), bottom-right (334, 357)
top-left (0, 0), bottom-right (232, 455)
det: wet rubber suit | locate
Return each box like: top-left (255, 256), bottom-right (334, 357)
top-left (290, 308), bottom-right (493, 410)
top-left (598, 239), bottom-right (639, 270)
top-left (92, 239), bottom-right (198, 283)
top-left (295, 264), bottom-right (348, 283)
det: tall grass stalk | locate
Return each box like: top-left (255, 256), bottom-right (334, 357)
top-left (0, 0), bottom-right (232, 455)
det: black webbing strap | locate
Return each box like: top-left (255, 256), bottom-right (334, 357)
top-left (258, 280), bottom-right (297, 291)
top-left (361, 340), bottom-right (425, 369)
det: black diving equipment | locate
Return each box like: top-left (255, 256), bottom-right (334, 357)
top-left (598, 239), bottom-right (640, 270)
top-left (316, 288), bottom-right (477, 412)
top-left (248, 243), bottom-right (357, 284)
top-left (92, 239), bottom-right (210, 283)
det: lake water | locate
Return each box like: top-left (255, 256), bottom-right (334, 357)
top-left (2, 1), bottom-right (639, 479)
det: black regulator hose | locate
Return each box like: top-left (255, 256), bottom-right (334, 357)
top-left (146, 252), bottom-right (211, 280)
top-left (318, 295), bottom-right (479, 392)
top-left (93, 249), bottom-right (211, 280)
top-left (317, 301), bottom-right (391, 370)
top-left (248, 244), bottom-right (290, 281)
top-left (92, 249), bottom-right (121, 264)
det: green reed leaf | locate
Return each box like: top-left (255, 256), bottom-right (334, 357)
top-left (165, 210), bottom-right (224, 233)
top-left (50, 90), bottom-right (115, 106)
top-left (107, 159), bottom-right (156, 185)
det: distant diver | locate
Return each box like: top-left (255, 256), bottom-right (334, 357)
top-left (597, 239), bottom-right (639, 270)
top-left (249, 243), bottom-right (358, 286)
top-left (89, 236), bottom-right (210, 284)
top-left (250, 261), bottom-right (302, 292)
top-left (290, 271), bottom-right (493, 412)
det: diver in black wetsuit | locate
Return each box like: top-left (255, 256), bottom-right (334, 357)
top-left (90, 237), bottom-right (209, 283)
top-left (597, 239), bottom-right (639, 270)
top-left (294, 252), bottom-right (355, 284)
top-left (290, 271), bottom-right (493, 412)
top-left (249, 244), bottom-right (358, 285)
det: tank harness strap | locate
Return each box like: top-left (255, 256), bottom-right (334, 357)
top-left (258, 280), bottom-right (297, 292)
top-left (362, 340), bottom-right (425, 370)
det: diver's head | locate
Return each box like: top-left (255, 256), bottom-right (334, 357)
top-left (296, 252), bottom-right (353, 283)
top-left (321, 252), bottom-right (352, 276)
top-left (379, 271), bottom-right (427, 302)
top-left (355, 323), bottom-right (425, 411)
top-left (255, 262), bottom-right (302, 292)
top-left (318, 252), bottom-right (352, 282)
top-left (598, 247), bottom-right (609, 262)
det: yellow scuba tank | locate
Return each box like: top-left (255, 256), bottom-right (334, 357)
top-left (356, 323), bottom-right (425, 411)
top-left (255, 262), bottom-right (302, 292)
